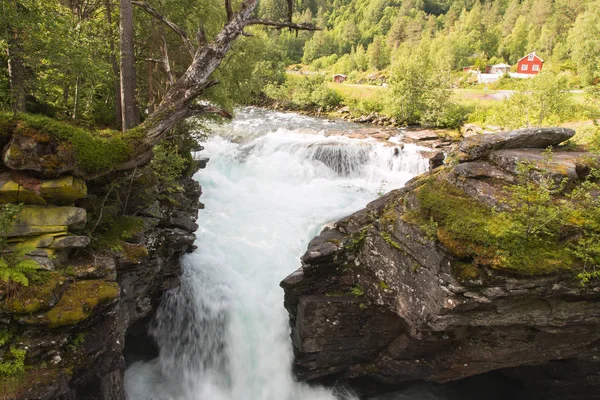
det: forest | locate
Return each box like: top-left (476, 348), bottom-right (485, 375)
top-left (1, 0), bottom-right (599, 132)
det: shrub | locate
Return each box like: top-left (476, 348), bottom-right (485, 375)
top-left (0, 347), bottom-right (26, 377)
top-left (264, 75), bottom-right (341, 111)
top-left (0, 204), bottom-right (40, 288)
top-left (385, 55), bottom-right (459, 128)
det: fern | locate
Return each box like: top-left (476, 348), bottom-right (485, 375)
top-left (0, 347), bottom-right (26, 377)
top-left (0, 245), bottom-right (41, 287)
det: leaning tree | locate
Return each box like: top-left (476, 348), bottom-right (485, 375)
top-left (2, 0), bottom-right (319, 179)
top-left (124, 0), bottom-right (319, 165)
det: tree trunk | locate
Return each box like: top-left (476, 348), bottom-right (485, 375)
top-left (119, 0), bottom-right (139, 130)
top-left (6, 29), bottom-right (26, 114)
top-left (106, 0), bottom-right (122, 129)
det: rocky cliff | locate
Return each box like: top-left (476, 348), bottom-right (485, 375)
top-left (0, 117), bottom-right (202, 399)
top-left (281, 127), bottom-right (600, 399)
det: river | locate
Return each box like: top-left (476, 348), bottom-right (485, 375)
top-left (124, 108), bottom-right (443, 400)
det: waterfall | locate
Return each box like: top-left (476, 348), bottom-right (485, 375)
top-left (124, 108), bottom-right (431, 400)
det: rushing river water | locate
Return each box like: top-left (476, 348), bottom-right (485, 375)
top-left (124, 108), bottom-right (441, 400)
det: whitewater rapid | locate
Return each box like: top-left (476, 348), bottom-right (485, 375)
top-left (124, 108), bottom-right (432, 400)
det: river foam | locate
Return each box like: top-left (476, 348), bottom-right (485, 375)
top-left (124, 108), bottom-right (431, 400)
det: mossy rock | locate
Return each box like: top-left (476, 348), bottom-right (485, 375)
top-left (0, 272), bottom-right (67, 315)
top-left (39, 176), bottom-right (87, 205)
top-left (0, 174), bottom-right (46, 204)
top-left (44, 280), bottom-right (120, 328)
top-left (413, 178), bottom-right (580, 276)
top-left (8, 205), bottom-right (86, 237)
top-left (1, 112), bottom-right (141, 178)
top-left (452, 261), bottom-right (481, 281)
top-left (0, 173), bottom-right (87, 206)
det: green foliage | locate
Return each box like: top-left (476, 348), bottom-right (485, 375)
top-left (567, 3), bottom-right (600, 86)
top-left (0, 204), bottom-right (22, 248)
top-left (264, 75), bottom-right (342, 111)
top-left (378, 280), bottom-right (390, 290)
top-left (0, 246), bottom-right (41, 287)
top-left (350, 284), bottom-right (364, 297)
top-left (484, 72), bottom-right (574, 129)
top-left (67, 332), bottom-right (86, 351)
top-left (380, 231), bottom-right (403, 251)
top-left (151, 143), bottom-right (187, 195)
top-left (386, 51), bottom-right (464, 128)
top-left (91, 215), bottom-right (144, 252)
top-left (421, 216), bottom-right (439, 240)
top-left (499, 153), bottom-right (568, 242)
top-left (0, 328), bottom-right (12, 346)
top-left (0, 204), bottom-right (40, 287)
top-left (345, 227), bottom-right (369, 250)
top-left (414, 154), bottom-right (600, 277)
top-left (0, 347), bottom-right (26, 377)
top-left (577, 270), bottom-right (600, 285)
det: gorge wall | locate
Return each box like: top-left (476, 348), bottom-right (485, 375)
top-left (0, 119), bottom-right (202, 399)
top-left (282, 128), bottom-right (600, 399)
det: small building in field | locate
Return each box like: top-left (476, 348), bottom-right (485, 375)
top-left (517, 52), bottom-right (544, 75)
top-left (333, 74), bottom-right (347, 83)
top-left (490, 63), bottom-right (511, 74)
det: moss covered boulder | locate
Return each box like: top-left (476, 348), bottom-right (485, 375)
top-left (8, 205), bottom-right (86, 237)
top-left (22, 280), bottom-right (121, 328)
top-left (0, 272), bottom-right (68, 314)
top-left (1, 113), bottom-right (135, 178)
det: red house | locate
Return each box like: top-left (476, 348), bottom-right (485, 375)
top-left (517, 52), bottom-right (544, 75)
top-left (333, 74), bottom-right (347, 83)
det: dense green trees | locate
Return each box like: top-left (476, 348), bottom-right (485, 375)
top-left (293, 0), bottom-right (600, 85)
top-left (0, 0), bottom-right (315, 129)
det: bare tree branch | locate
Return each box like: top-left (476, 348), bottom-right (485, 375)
top-left (132, 0), bottom-right (195, 57)
top-left (160, 35), bottom-right (175, 86)
top-left (247, 19), bottom-right (321, 31)
top-left (189, 103), bottom-right (233, 119)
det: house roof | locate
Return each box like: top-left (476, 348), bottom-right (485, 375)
top-left (492, 63), bottom-right (511, 68)
top-left (333, 74), bottom-right (347, 77)
top-left (517, 52), bottom-right (544, 63)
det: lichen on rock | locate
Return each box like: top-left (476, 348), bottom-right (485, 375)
top-left (45, 280), bottom-right (120, 328)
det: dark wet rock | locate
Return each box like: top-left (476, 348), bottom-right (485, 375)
top-left (454, 161), bottom-right (516, 182)
top-left (458, 127), bottom-right (575, 161)
top-left (49, 235), bottom-right (91, 249)
top-left (429, 152), bottom-right (445, 170)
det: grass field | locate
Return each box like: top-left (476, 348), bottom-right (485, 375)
top-left (326, 82), bottom-right (384, 100)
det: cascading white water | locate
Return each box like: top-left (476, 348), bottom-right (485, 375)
top-left (124, 108), bottom-right (434, 400)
